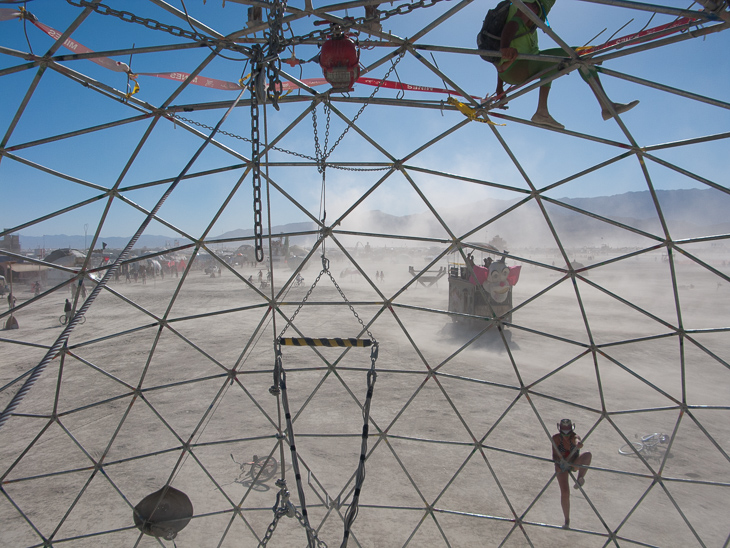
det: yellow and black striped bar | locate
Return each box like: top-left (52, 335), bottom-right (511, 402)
top-left (278, 337), bottom-right (372, 348)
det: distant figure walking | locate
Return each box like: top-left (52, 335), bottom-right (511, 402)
top-left (64, 299), bottom-right (72, 324)
top-left (7, 292), bottom-right (15, 309)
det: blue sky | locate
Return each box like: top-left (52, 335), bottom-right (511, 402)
top-left (1, 0), bottom-right (728, 240)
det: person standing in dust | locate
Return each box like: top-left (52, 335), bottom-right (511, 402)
top-left (551, 419), bottom-right (592, 529)
top-left (64, 299), bottom-right (72, 324)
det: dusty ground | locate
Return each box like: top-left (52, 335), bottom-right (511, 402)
top-left (1, 249), bottom-right (729, 547)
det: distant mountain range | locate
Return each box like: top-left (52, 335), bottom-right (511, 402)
top-left (16, 189), bottom-right (730, 251)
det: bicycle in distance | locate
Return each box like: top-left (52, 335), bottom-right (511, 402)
top-left (619, 432), bottom-right (671, 459)
top-left (59, 314), bottom-right (86, 326)
top-left (230, 453), bottom-right (278, 485)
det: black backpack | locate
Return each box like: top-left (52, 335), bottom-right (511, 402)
top-left (477, 0), bottom-right (512, 65)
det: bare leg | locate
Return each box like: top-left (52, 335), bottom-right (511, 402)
top-left (581, 70), bottom-right (639, 120)
top-left (556, 468), bottom-right (571, 528)
top-left (491, 75), bottom-right (509, 109)
top-left (531, 83), bottom-right (564, 129)
top-left (575, 452), bottom-right (592, 482)
top-left (499, 59), bottom-right (564, 128)
top-left (536, 84), bottom-right (550, 116)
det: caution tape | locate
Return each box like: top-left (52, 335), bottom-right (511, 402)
top-left (577, 17), bottom-right (698, 56)
top-left (3, 8), bottom-right (485, 101)
top-left (133, 72), bottom-right (243, 91)
top-left (2, 7), bottom-right (706, 104)
top-left (33, 19), bottom-right (131, 73)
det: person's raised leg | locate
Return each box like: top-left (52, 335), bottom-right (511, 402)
top-left (578, 66), bottom-right (639, 120)
top-left (574, 452), bottom-right (592, 487)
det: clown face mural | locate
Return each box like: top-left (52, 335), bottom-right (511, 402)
top-left (447, 253), bottom-right (522, 325)
top-left (484, 260), bottom-right (512, 303)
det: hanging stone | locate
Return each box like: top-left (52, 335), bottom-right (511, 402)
top-left (133, 486), bottom-right (193, 540)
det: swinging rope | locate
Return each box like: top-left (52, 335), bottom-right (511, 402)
top-left (273, 346), bottom-right (321, 547)
top-left (341, 342), bottom-right (378, 548)
top-left (266, 254), bottom-right (378, 546)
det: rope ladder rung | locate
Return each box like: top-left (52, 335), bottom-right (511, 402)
top-left (278, 337), bottom-right (372, 348)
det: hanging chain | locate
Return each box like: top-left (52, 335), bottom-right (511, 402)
top-left (311, 50), bottom-right (405, 175)
top-left (286, 0), bottom-right (452, 46)
top-left (250, 46), bottom-right (265, 263)
top-left (325, 267), bottom-right (376, 342)
top-left (64, 0), bottom-right (249, 55)
top-left (277, 268), bottom-right (326, 339)
top-left (326, 49), bottom-right (404, 160)
top-left (312, 99), bottom-right (332, 175)
top-left (265, 0), bottom-right (287, 110)
top-left (170, 114), bottom-right (388, 172)
top-left (251, 0), bottom-right (287, 261)
top-left (259, 480), bottom-right (328, 548)
top-left (65, 0), bottom-right (451, 52)
top-left (278, 257), bottom-right (376, 343)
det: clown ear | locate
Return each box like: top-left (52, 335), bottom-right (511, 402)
top-left (507, 265), bottom-right (521, 286)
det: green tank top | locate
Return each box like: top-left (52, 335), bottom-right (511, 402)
top-left (499, 0), bottom-right (556, 63)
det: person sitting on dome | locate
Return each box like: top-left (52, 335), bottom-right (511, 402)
top-left (497, 0), bottom-right (638, 129)
top-left (551, 418), bottom-right (592, 529)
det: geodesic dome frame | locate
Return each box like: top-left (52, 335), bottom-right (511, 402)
top-left (1, 0), bottom-right (730, 547)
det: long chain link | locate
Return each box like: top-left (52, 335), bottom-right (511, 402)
top-left (65, 0), bottom-right (248, 55)
top-left (326, 268), bottom-right (376, 342)
top-left (277, 268), bottom-right (326, 339)
top-left (286, 0), bottom-right (451, 46)
top-left (170, 114), bottom-right (389, 172)
top-left (278, 257), bottom-right (376, 343)
top-left (328, 49), bottom-right (405, 161)
top-left (265, 0), bottom-right (287, 110)
top-left (250, 46), bottom-right (265, 262)
top-left (66, 0), bottom-right (451, 52)
top-left (312, 99), bottom-right (330, 175)
top-left (259, 483), bottom-right (328, 547)
top-left (311, 49), bottom-right (405, 176)
top-left (251, 0), bottom-right (288, 261)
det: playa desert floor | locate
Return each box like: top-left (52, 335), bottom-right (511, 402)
top-left (2, 251), bottom-right (729, 547)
